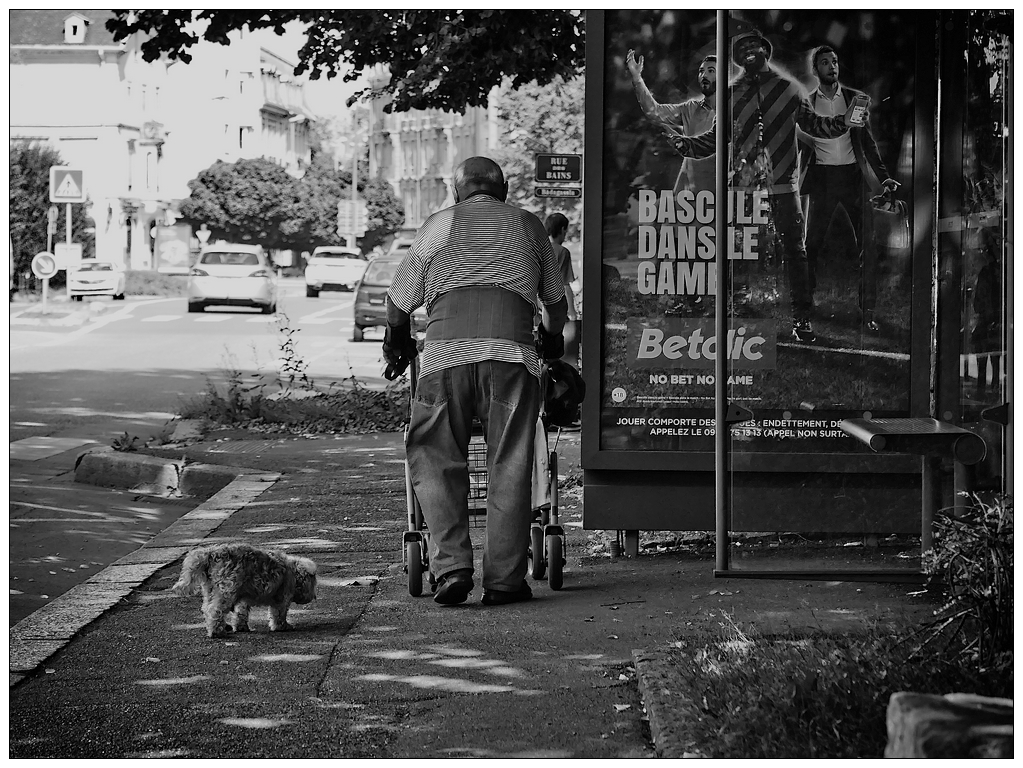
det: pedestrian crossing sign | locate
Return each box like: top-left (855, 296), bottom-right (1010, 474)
top-left (49, 167), bottom-right (85, 203)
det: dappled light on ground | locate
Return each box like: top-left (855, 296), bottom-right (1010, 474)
top-left (135, 674), bottom-right (210, 686)
top-left (219, 717), bottom-right (292, 729)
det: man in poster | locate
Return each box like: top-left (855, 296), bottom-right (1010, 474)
top-left (625, 50), bottom-right (717, 196)
top-left (665, 28), bottom-right (864, 343)
top-left (802, 45), bottom-right (900, 334)
top-left (625, 49), bottom-right (722, 317)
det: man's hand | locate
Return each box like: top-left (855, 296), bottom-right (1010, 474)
top-left (536, 324), bottom-right (565, 361)
top-left (841, 94), bottom-right (871, 126)
top-left (881, 178), bottom-right (900, 192)
top-left (626, 49), bottom-right (644, 81)
top-left (382, 321), bottom-right (418, 380)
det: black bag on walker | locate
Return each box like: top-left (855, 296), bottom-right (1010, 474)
top-left (542, 359), bottom-right (585, 428)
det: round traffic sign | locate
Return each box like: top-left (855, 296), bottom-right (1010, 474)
top-left (31, 251), bottom-right (58, 279)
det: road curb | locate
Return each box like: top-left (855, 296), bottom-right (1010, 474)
top-left (632, 648), bottom-right (707, 759)
top-left (74, 449), bottom-right (243, 500)
top-left (9, 467), bottom-right (280, 687)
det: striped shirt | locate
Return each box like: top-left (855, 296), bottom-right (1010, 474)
top-left (388, 194), bottom-right (565, 379)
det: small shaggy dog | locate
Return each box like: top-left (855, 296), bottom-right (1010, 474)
top-left (173, 542), bottom-right (317, 638)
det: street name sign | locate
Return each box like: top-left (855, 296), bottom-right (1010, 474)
top-left (49, 167), bottom-right (86, 203)
top-left (535, 186), bottom-right (582, 198)
top-left (535, 153), bottom-right (582, 183)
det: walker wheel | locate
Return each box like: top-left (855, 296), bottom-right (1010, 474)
top-left (529, 526), bottom-right (546, 580)
top-left (406, 541), bottom-right (424, 597)
top-left (546, 534), bottom-right (564, 591)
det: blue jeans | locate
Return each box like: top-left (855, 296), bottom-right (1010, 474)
top-left (407, 361), bottom-right (540, 592)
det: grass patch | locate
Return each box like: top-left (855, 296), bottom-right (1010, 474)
top-left (666, 623), bottom-right (1013, 759)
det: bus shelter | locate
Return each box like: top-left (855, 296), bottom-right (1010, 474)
top-left (580, 10), bottom-right (1012, 579)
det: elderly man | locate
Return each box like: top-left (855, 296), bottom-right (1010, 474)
top-left (383, 156), bottom-right (568, 607)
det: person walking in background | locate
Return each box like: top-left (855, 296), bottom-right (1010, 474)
top-left (545, 212), bottom-right (580, 366)
top-left (802, 45), bottom-right (900, 333)
top-left (383, 156), bottom-right (568, 607)
top-left (666, 28), bottom-right (863, 343)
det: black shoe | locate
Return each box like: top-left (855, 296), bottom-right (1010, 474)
top-left (433, 570), bottom-right (474, 605)
top-left (482, 582), bottom-right (533, 606)
top-left (791, 319), bottom-right (816, 343)
top-left (863, 310), bottom-right (880, 333)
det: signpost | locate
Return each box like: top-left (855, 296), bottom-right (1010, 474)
top-left (337, 199), bottom-right (369, 247)
top-left (49, 167), bottom-right (85, 296)
top-left (535, 153), bottom-right (582, 183)
top-left (31, 251), bottom-right (57, 312)
top-left (49, 168), bottom-right (85, 204)
top-left (534, 154), bottom-right (583, 202)
top-left (535, 186), bottom-right (582, 198)
top-left (53, 242), bottom-right (83, 270)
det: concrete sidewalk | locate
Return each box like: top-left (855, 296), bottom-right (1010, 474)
top-left (8, 429), bottom-right (937, 758)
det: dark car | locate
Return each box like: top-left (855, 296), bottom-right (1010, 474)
top-left (352, 255), bottom-right (427, 342)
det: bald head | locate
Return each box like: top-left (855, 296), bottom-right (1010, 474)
top-left (453, 156), bottom-right (507, 203)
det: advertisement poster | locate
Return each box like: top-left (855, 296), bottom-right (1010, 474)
top-left (598, 10), bottom-right (918, 454)
top-left (154, 224), bottom-right (192, 274)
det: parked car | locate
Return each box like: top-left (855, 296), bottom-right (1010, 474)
top-left (352, 254), bottom-right (427, 342)
top-left (387, 237), bottom-right (415, 260)
top-left (304, 245), bottom-right (368, 297)
top-left (187, 244), bottom-right (276, 314)
top-left (67, 260), bottom-right (126, 301)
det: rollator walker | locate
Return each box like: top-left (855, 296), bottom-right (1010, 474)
top-left (399, 354), bottom-right (567, 596)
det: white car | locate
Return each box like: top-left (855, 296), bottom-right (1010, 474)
top-left (68, 260), bottom-right (126, 301)
top-left (187, 243), bottom-right (277, 314)
top-left (304, 246), bottom-right (368, 297)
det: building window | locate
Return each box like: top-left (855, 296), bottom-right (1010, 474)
top-left (64, 15), bottom-right (87, 44)
top-left (127, 140), bottom-right (135, 191)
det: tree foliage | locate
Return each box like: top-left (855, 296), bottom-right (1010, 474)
top-left (491, 75), bottom-right (585, 224)
top-left (106, 10), bottom-right (585, 114)
top-left (292, 154), bottom-right (405, 253)
top-left (9, 142), bottom-right (94, 279)
top-left (177, 156), bottom-right (404, 254)
top-left (177, 158), bottom-right (303, 250)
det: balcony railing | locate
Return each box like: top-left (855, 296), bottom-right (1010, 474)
top-left (261, 72), bottom-right (308, 115)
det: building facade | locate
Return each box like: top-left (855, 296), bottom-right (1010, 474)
top-left (365, 67), bottom-right (499, 232)
top-left (9, 10), bottom-right (316, 270)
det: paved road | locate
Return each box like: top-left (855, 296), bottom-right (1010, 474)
top-left (9, 281), bottom-right (394, 444)
top-left (8, 280), bottom-right (392, 627)
top-left (9, 436), bottom-right (204, 626)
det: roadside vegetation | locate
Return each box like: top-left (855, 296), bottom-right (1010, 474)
top-left (167, 309), bottom-right (411, 438)
top-left (124, 271), bottom-right (189, 296)
top-left (666, 493), bottom-right (1013, 758)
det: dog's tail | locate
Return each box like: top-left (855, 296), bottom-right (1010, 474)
top-left (172, 548), bottom-right (212, 596)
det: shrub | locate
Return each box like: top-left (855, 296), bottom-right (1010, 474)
top-left (667, 622), bottom-right (1013, 758)
top-left (178, 369), bottom-right (265, 425)
top-left (125, 270), bottom-right (189, 296)
top-left (921, 493), bottom-right (1013, 669)
top-left (176, 369), bottom-right (410, 436)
